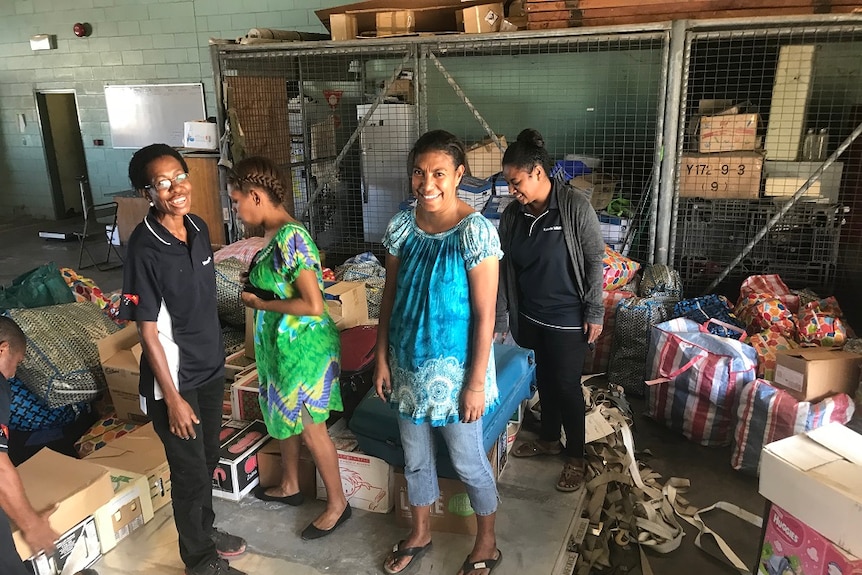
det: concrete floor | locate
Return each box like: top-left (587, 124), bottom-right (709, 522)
top-left (1, 215), bottom-right (769, 575)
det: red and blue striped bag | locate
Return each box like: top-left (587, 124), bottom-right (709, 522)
top-left (646, 317), bottom-right (757, 447)
top-left (731, 379), bottom-right (854, 475)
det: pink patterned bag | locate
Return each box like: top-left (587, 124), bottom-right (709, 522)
top-left (796, 297), bottom-right (848, 347)
top-left (734, 294), bottom-right (796, 338)
top-left (746, 325), bottom-right (799, 381)
top-left (602, 246), bottom-right (640, 290)
top-left (738, 274), bottom-right (799, 314)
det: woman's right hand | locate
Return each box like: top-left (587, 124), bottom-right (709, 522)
top-left (373, 362), bottom-right (392, 403)
top-left (166, 396), bottom-right (200, 440)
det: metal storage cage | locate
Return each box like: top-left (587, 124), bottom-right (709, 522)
top-left (210, 28), bottom-right (670, 266)
top-left (671, 20), bottom-right (862, 298)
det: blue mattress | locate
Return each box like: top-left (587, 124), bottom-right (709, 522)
top-left (348, 343), bottom-right (536, 479)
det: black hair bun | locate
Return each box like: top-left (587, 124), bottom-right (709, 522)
top-left (516, 128), bottom-right (545, 149)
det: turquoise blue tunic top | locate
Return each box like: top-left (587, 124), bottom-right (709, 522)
top-left (382, 209), bottom-right (503, 426)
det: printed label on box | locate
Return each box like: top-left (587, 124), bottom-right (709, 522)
top-left (773, 364), bottom-right (804, 393)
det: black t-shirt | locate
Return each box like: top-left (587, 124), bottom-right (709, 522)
top-left (0, 374), bottom-right (9, 454)
top-left (119, 210), bottom-right (224, 399)
top-left (509, 186), bottom-right (583, 329)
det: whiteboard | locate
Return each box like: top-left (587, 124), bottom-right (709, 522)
top-left (104, 83), bottom-right (206, 149)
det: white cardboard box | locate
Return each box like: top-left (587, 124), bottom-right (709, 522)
top-left (182, 121), bottom-right (218, 150)
top-left (317, 449), bottom-right (394, 513)
top-left (25, 516), bottom-right (101, 575)
top-left (93, 468), bottom-right (155, 554)
top-left (759, 423), bottom-right (862, 558)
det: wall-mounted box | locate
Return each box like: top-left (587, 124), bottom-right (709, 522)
top-left (30, 34), bottom-right (56, 51)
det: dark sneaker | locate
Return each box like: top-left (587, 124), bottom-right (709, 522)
top-left (211, 528), bottom-right (247, 558)
top-left (185, 558), bottom-right (247, 575)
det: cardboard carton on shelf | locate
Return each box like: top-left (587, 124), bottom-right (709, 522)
top-left (330, 13), bottom-right (359, 40)
top-left (84, 422), bottom-right (172, 512)
top-left (92, 467), bottom-right (155, 553)
top-left (466, 136), bottom-right (507, 179)
top-left (759, 423), bottom-right (862, 558)
top-left (376, 10), bottom-right (415, 35)
top-left (11, 449), bottom-right (114, 561)
top-left (459, 3), bottom-right (505, 33)
top-left (570, 173), bottom-right (618, 211)
top-left (698, 113), bottom-right (759, 153)
top-left (773, 347), bottom-right (862, 402)
top-left (98, 323), bottom-right (149, 424)
top-left (678, 152), bottom-right (764, 199)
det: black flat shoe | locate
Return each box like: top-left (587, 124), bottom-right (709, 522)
top-left (253, 485), bottom-right (305, 506)
top-left (301, 504), bottom-right (352, 540)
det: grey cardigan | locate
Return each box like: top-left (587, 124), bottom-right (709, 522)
top-left (494, 179), bottom-right (606, 341)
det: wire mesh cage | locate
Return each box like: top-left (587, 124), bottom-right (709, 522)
top-left (213, 30), bottom-right (668, 266)
top-left (674, 23), bottom-right (862, 299)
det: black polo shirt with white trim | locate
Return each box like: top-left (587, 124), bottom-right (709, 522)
top-left (509, 185), bottom-right (583, 329)
top-left (119, 209), bottom-right (224, 400)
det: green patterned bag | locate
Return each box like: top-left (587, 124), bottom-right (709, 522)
top-left (6, 302), bottom-right (122, 408)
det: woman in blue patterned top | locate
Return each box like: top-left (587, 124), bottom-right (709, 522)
top-left (374, 130), bottom-right (503, 575)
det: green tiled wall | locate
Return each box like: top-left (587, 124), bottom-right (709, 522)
top-left (0, 0), bottom-right (342, 218)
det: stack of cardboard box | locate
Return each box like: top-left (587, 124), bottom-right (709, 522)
top-left (680, 101), bottom-right (764, 199)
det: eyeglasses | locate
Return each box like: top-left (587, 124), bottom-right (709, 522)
top-left (145, 172), bottom-right (189, 192)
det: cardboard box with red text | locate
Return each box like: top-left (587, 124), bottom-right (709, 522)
top-left (317, 449), bottom-right (394, 513)
top-left (699, 113), bottom-right (759, 153)
top-left (213, 420), bottom-right (270, 501)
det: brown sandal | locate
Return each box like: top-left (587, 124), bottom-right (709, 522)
top-left (556, 460), bottom-right (586, 492)
top-left (512, 439), bottom-right (562, 458)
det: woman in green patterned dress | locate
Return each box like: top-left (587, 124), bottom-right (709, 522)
top-left (229, 157), bottom-right (351, 540)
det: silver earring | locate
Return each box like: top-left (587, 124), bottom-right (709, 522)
top-left (149, 201), bottom-right (154, 206)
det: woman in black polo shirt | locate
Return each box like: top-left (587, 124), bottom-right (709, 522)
top-left (495, 129), bottom-right (605, 493)
top-left (121, 144), bottom-right (246, 575)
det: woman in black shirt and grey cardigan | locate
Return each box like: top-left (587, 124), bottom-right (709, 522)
top-left (495, 129), bottom-right (605, 493)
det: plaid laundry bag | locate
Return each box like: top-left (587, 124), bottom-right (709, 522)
top-left (583, 287), bottom-right (636, 374)
top-left (731, 379), bottom-right (854, 475)
top-left (796, 296), bottom-right (848, 347)
top-left (646, 317), bottom-right (757, 447)
top-left (673, 295), bottom-right (746, 339)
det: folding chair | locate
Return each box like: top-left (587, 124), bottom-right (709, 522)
top-left (76, 175), bottom-right (123, 271)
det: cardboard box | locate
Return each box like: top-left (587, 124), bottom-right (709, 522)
top-left (24, 516), bottom-right (101, 575)
top-left (758, 503), bottom-right (862, 575)
top-left (466, 136), bottom-right (507, 179)
top-left (698, 113), bottom-right (759, 153)
top-left (318, 449), bottom-right (394, 513)
top-left (98, 324), bottom-right (149, 424)
top-left (773, 348), bottom-right (862, 402)
top-left (678, 152), bottom-right (764, 199)
top-left (383, 78), bottom-right (414, 104)
top-left (212, 420), bottom-right (270, 501)
top-left (763, 160), bottom-right (844, 202)
top-left (230, 369), bottom-right (262, 422)
top-left (93, 468), bottom-right (155, 553)
top-left (84, 423), bottom-right (172, 513)
top-left (570, 173), bottom-right (618, 210)
top-left (759, 424), bottom-right (862, 558)
top-left (182, 121), bottom-right (218, 150)
top-left (224, 349), bottom-right (255, 380)
top-left (376, 10), bottom-right (415, 36)
top-left (330, 13), bottom-right (359, 40)
top-left (324, 281), bottom-right (369, 330)
top-left (245, 307), bottom-right (255, 360)
top-left (12, 449), bottom-right (114, 560)
top-left (256, 440), bottom-right (318, 498)
top-left (461, 3), bottom-right (504, 33)
top-left (394, 473), bottom-right (477, 534)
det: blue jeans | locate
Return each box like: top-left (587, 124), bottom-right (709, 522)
top-left (397, 416), bottom-right (498, 516)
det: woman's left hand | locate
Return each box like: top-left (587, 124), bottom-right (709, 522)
top-left (585, 322), bottom-right (603, 344)
top-left (460, 383), bottom-right (485, 423)
top-left (240, 291), bottom-right (261, 309)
